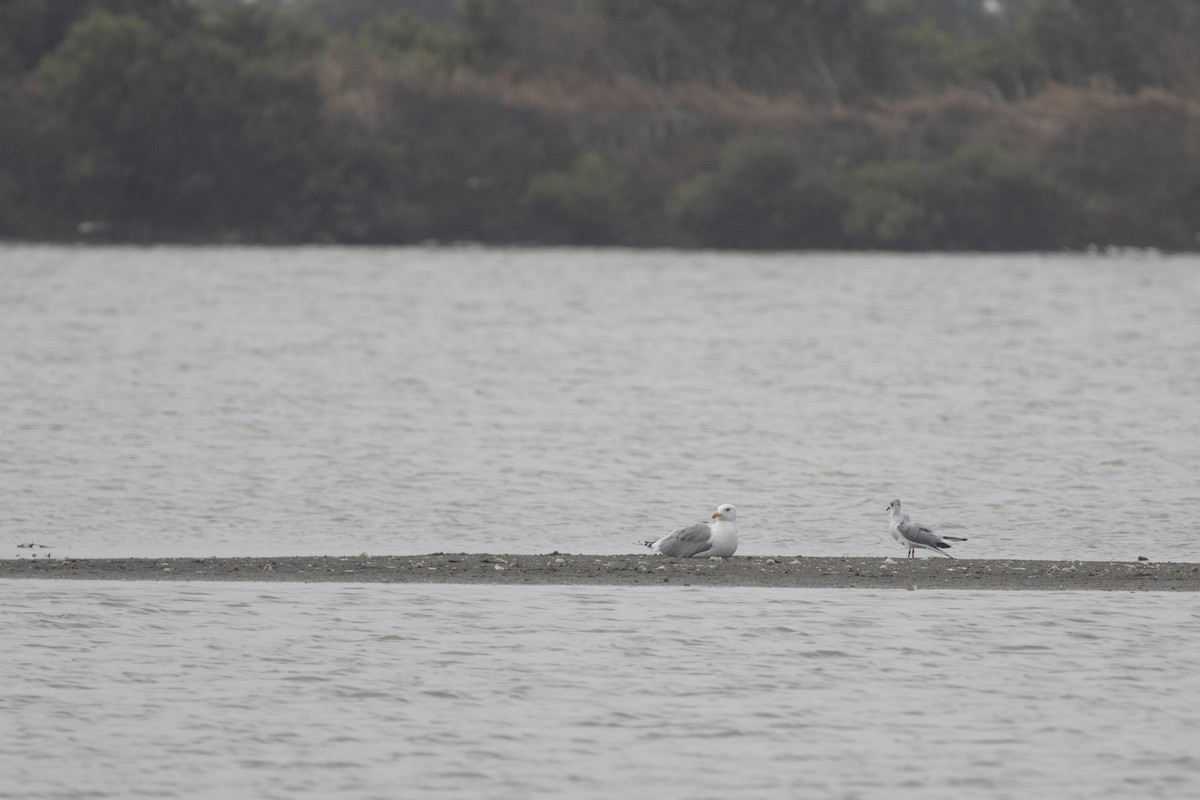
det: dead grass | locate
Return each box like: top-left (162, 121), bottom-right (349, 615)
top-left (313, 43), bottom-right (1200, 173)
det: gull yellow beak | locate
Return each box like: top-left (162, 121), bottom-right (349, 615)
top-left (711, 511), bottom-right (721, 519)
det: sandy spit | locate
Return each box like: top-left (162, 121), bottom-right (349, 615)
top-left (3, 554), bottom-right (1199, 590)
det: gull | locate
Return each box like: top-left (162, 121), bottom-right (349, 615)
top-left (638, 504), bottom-right (738, 558)
top-left (886, 499), bottom-right (966, 559)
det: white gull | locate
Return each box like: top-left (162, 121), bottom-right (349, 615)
top-left (886, 499), bottom-right (966, 559)
top-left (638, 504), bottom-right (738, 558)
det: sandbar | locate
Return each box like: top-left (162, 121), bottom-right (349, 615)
top-left (3, 554), bottom-right (1198, 591)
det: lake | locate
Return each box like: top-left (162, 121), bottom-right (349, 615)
top-left (2, 245), bottom-right (1199, 799)
top-left (2, 246), bottom-right (1198, 561)
top-left (4, 582), bottom-right (1200, 800)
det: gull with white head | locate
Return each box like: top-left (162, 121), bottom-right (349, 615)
top-left (638, 504), bottom-right (738, 558)
top-left (886, 499), bottom-right (966, 558)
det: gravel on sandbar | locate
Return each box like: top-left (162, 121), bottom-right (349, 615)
top-left (3, 554), bottom-right (1198, 591)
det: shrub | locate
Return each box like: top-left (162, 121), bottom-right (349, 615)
top-left (521, 153), bottom-right (629, 245)
top-left (839, 159), bottom-right (934, 249)
top-left (839, 145), bottom-right (1084, 250)
top-left (668, 136), bottom-right (803, 248)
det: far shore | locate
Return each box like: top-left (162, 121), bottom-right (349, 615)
top-left (2, 554), bottom-right (1197, 591)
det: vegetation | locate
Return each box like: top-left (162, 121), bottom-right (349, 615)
top-left (1, 0), bottom-right (1198, 250)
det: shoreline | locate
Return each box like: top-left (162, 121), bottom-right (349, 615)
top-left (3, 554), bottom-right (1198, 591)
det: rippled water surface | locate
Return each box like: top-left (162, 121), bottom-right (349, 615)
top-left (3, 582), bottom-right (1199, 800)
top-left (3, 245), bottom-right (1199, 561)
top-left (4, 251), bottom-right (1199, 798)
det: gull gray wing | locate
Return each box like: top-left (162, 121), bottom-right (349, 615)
top-left (656, 521), bottom-right (714, 558)
top-left (897, 518), bottom-right (947, 548)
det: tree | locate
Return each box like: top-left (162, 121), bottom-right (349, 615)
top-left (592, 0), bottom-right (878, 103)
top-left (38, 7), bottom-right (338, 239)
top-left (1026, 0), bottom-right (1200, 94)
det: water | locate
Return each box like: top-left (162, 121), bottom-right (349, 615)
top-left (3, 582), bottom-right (1199, 800)
top-left (4, 246), bottom-right (1200, 798)
top-left (2, 245), bottom-right (1198, 561)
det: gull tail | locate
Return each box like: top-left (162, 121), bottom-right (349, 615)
top-left (635, 540), bottom-right (656, 549)
top-left (942, 536), bottom-right (968, 542)
top-left (931, 542), bottom-right (956, 558)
